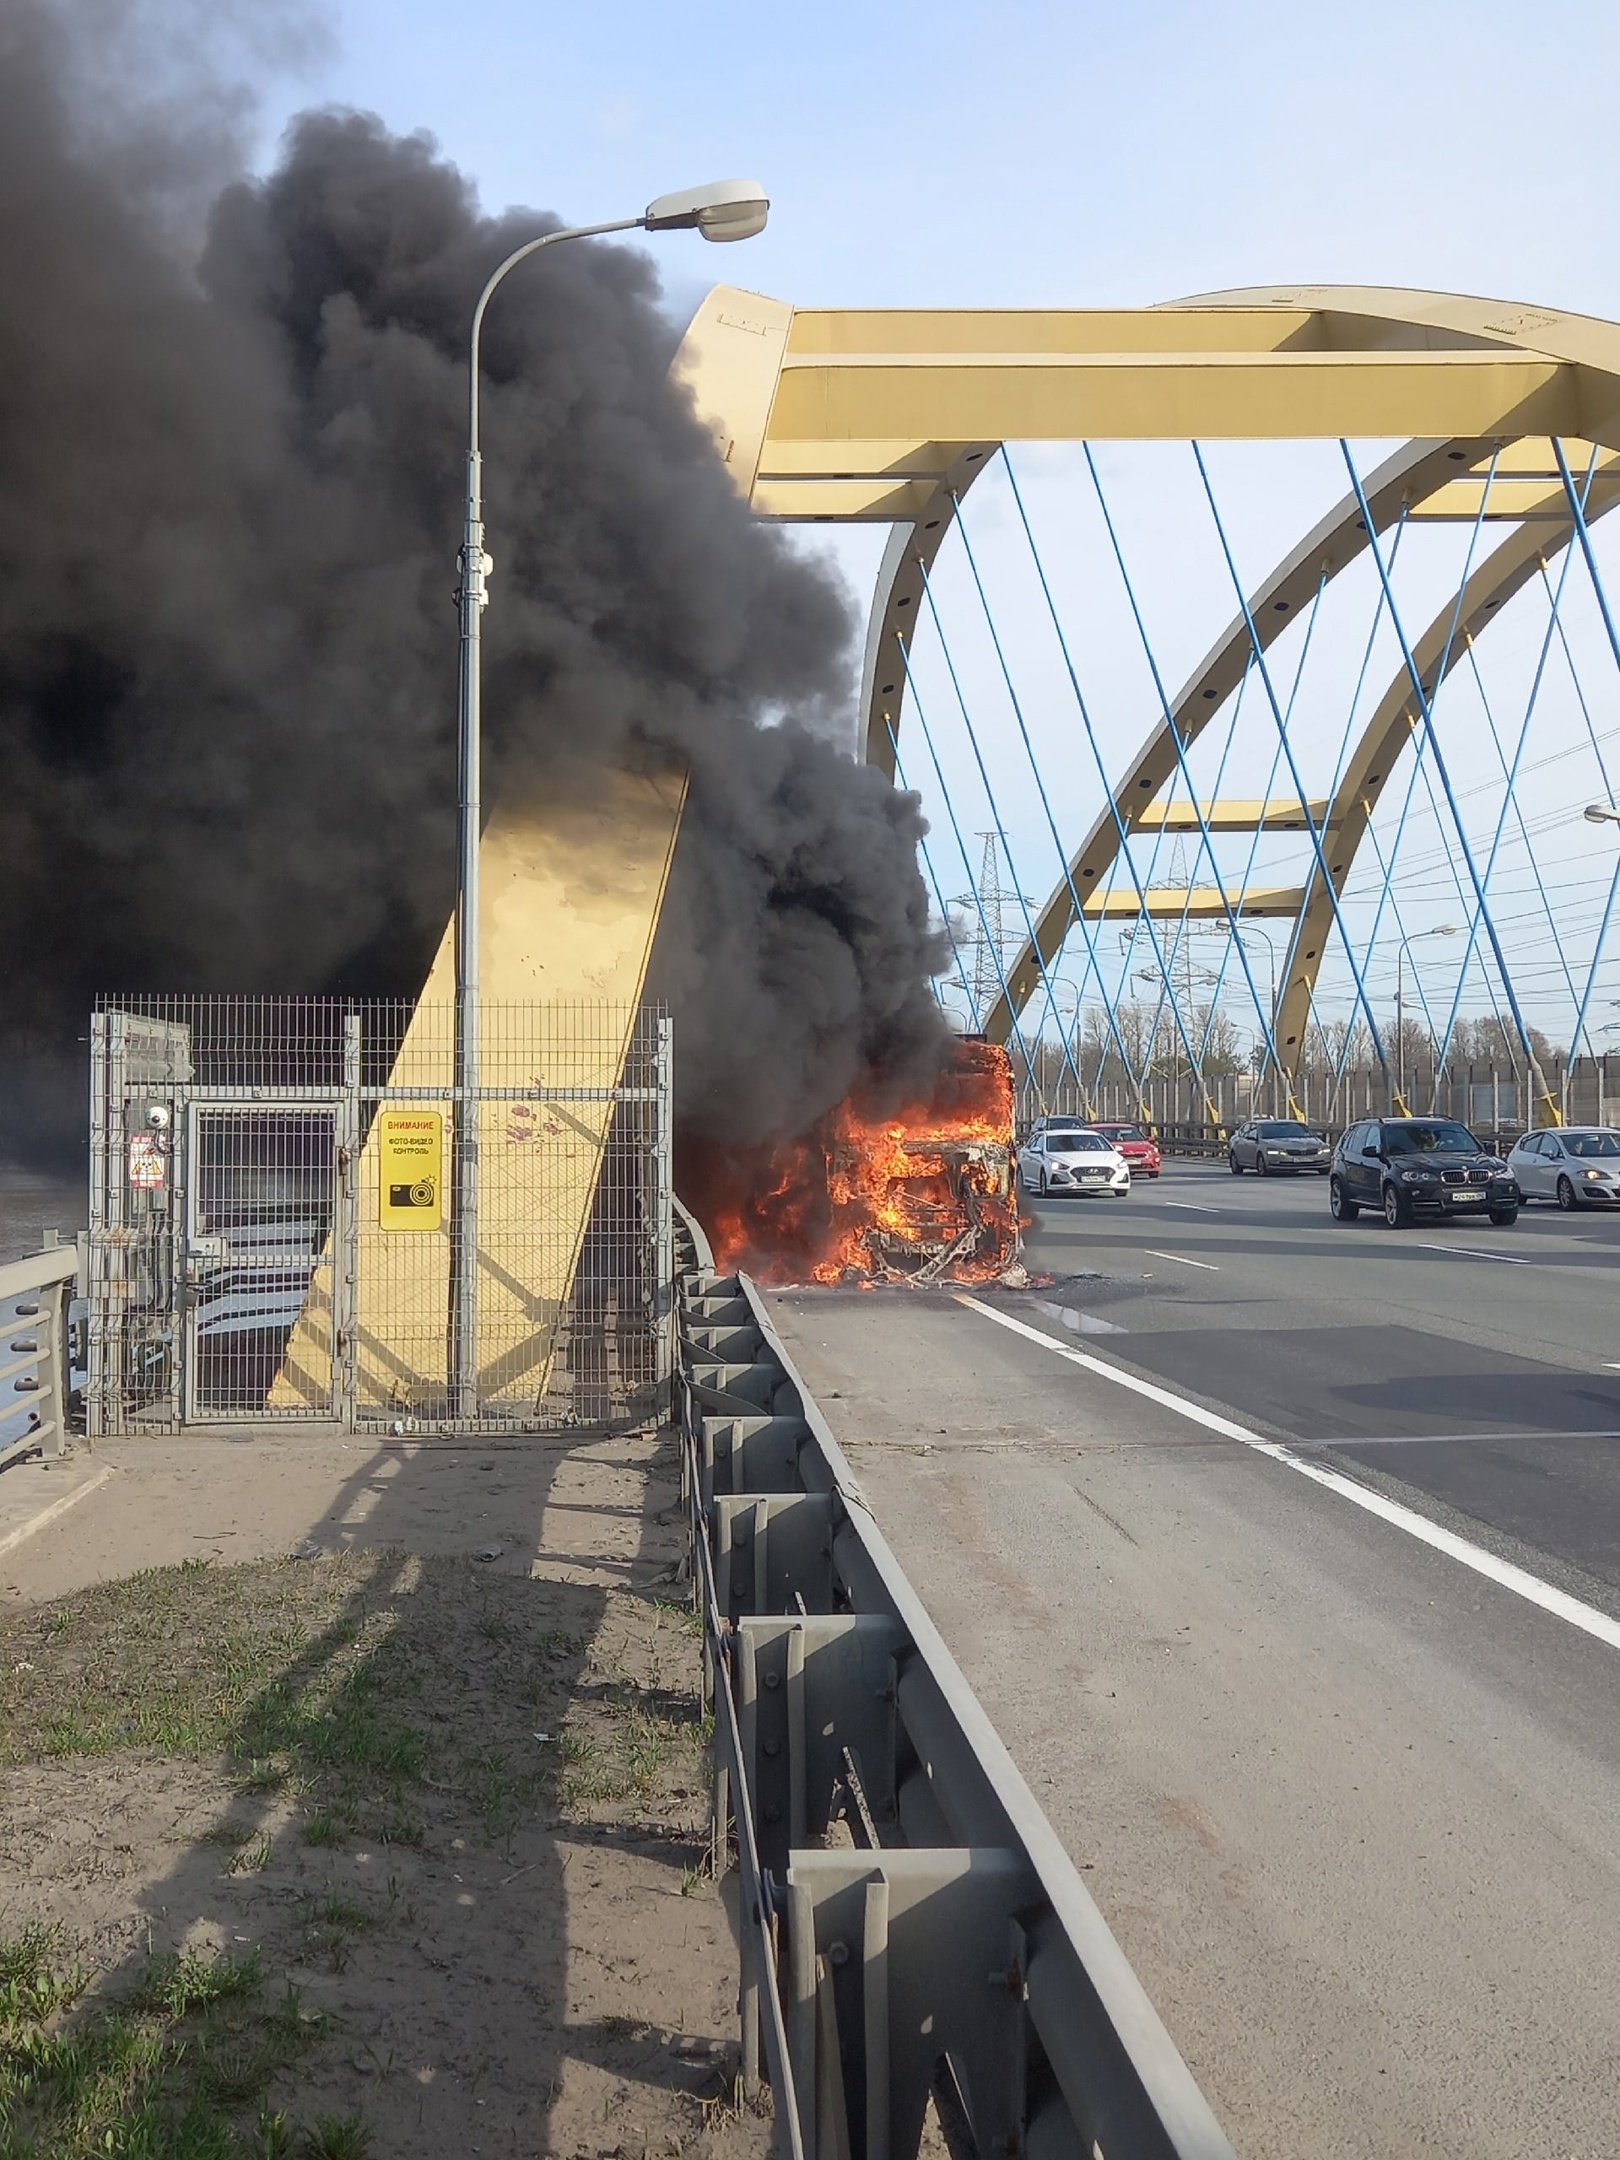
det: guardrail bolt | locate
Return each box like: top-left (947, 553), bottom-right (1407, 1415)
top-left (827, 1940), bottom-right (850, 1968)
top-left (763, 1671), bottom-right (781, 1690)
top-left (763, 1805), bottom-right (781, 1825)
top-left (763, 1740), bottom-right (781, 1759)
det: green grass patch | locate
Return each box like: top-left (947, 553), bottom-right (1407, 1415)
top-left (0, 1930), bottom-right (338, 2158)
top-left (0, 1552), bottom-right (583, 1841)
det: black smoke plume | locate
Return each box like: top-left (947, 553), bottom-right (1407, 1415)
top-left (0, 0), bottom-right (948, 1162)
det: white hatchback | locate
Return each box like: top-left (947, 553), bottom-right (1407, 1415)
top-left (1017, 1126), bottom-right (1131, 1199)
top-left (1506, 1126), bottom-right (1620, 1208)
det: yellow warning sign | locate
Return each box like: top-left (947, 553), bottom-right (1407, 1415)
top-left (378, 1109), bottom-right (443, 1232)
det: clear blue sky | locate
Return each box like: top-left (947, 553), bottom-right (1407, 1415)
top-left (249, 2), bottom-right (1620, 1062)
top-left (263, 1), bottom-right (1620, 321)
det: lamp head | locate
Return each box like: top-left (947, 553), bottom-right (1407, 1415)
top-left (643, 179), bottom-right (769, 243)
top-left (1586, 802), bottom-right (1620, 825)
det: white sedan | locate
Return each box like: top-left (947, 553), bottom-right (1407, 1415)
top-left (1017, 1127), bottom-right (1131, 1199)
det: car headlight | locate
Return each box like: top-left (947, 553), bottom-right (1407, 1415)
top-left (1399, 1169), bottom-right (1435, 1183)
top-left (1585, 1168), bottom-right (1604, 1180)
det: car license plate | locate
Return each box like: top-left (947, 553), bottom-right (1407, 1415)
top-left (1449, 1190), bottom-right (1484, 1203)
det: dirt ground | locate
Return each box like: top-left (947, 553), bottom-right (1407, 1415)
top-left (0, 1427), bottom-right (768, 2159)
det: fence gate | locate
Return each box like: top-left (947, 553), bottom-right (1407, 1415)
top-left (182, 1104), bottom-right (346, 1421)
top-left (88, 999), bottom-right (671, 1435)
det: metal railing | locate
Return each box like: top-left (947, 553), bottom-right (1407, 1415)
top-left (1, 1244), bottom-right (78, 1469)
top-left (675, 1203), bottom-right (1237, 2160)
top-left (87, 998), bottom-right (672, 1433)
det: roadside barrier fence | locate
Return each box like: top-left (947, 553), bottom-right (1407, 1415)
top-left (675, 1203), bottom-right (1237, 2160)
top-left (1, 1242), bottom-right (78, 1470)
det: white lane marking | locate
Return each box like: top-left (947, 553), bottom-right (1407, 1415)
top-left (956, 1295), bottom-right (1620, 1655)
top-left (1035, 1298), bottom-right (1126, 1336)
top-left (1161, 1200), bottom-right (1223, 1214)
top-left (1144, 1250), bottom-right (1219, 1271)
top-left (1341, 1428), bottom-right (1620, 1446)
top-left (0, 1465), bottom-right (112, 1559)
top-left (1415, 1242), bottom-right (1530, 1266)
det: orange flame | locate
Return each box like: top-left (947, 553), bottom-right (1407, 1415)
top-left (682, 1041), bottom-right (1021, 1287)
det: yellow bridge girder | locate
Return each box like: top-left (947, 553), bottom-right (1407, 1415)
top-left (1079, 887), bottom-right (1304, 919)
top-left (1132, 801), bottom-right (1332, 833)
top-left (672, 284), bottom-right (1620, 1076)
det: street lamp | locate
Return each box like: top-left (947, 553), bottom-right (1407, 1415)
top-left (1209, 919), bottom-right (1278, 1018)
top-left (1394, 924), bottom-right (1458, 1111)
top-left (449, 179), bottom-right (769, 1421)
top-left (1046, 977), bottom-right (1087, 1111)
top-left (1585, 803), bottom-right (1620, 825)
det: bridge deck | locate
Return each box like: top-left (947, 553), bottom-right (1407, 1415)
top-left (765, 1182), bottom-right (1620, 2159)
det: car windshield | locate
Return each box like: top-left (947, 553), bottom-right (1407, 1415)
top-left (1049, 1131), bottom-right (1107, 1153)
top-left (1257, 1122), bottom-right (1313, 1139)
top-left (1563, 1132), bottom-right (1620, 1157)
top-left (1383, 1121), bottom-right (1480, 1155)
top-left (1100, 1124), bottom-right (1145, 1141)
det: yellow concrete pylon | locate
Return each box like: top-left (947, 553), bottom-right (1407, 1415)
top-left (272, 759), bottom-right (686, 1419)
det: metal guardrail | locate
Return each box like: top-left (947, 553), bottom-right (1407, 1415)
top-left (674, 1202), bottom-right (1238, 2160)
top-left (1, 1245), bottom-right (79, 1470)
top-left (1147, 1120), bottom-right (1532, 1161)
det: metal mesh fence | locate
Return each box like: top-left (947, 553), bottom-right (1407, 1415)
top-left (88, 997), bottom-right (670, 1435)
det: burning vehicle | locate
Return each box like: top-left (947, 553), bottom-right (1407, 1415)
top-left (819, 1040), bottom-right (1019, 1283)
top-left (685, 1039), bottom-right (1023, 1287)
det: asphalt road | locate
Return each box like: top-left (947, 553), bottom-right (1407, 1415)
top-left (1022, 1158), bottom-right (1620, 1600)
top-left (764, 1162), bottom-right (1620, 2160)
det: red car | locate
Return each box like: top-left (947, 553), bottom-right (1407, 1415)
top-left (1088, 1121), bottom-right (1161, 1178)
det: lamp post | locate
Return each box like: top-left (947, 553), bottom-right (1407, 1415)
top-left (1044, 977), bottom-right (1092, 1114)
top-left (448, 179), bottom-right (769, 1422)
top-left (1585, 803), bottom-right (1620, 825)
top-left (1210, 919), bottom-right (1278, 1020)
top-left (1394, 924), bottom-right (1458, 1113)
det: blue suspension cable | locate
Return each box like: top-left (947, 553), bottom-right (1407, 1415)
top-left (1080, 446), bottom-right (1290, 1101)
top-left (886, 718), bottom-right (978, 1023)
top-left (1464, 635), bottom-right (1582, 1012)
top-left (1192, 442), bottom-right (1390, 1073)
top-left (1001, 454), bottom-right (1216, 1118)
top-left (915, 562), bottom-right (1090, 1099)
top-left (891, 640), bottom-right (1038, 1088)
top-left (1541, 565), bottom-right (1617, 807)
top-left (955, 460), bottom-right (1147, 1105)
top-left (1339, 448), bottom-right (1502, 1094)
top-left (1549, 439), bottom-right (1620, 1064)
top-left (1297, 505), bottom-right (1413, 1086)
top-left (1323, 506), bottom-right (1413, 811)
top-left (1143, 657), bottom-right (1258, 1081)
top-left (1340, 440), bottom-right (1552, 1109)
top-left (1194, 602), bottom-right (1318, 1071)
top-left (1430, 453), bottom-right (1595, 1074)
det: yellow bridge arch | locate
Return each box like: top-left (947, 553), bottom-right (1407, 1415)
top-left (673, 283), bottom-right (1620, 1082)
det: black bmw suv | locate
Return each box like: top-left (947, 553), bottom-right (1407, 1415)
top-left (1329, 1117), bottom-right (1520, 1228)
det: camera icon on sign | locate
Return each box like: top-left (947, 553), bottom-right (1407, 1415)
top-left (389, 1180), bottom-right (437, 1208)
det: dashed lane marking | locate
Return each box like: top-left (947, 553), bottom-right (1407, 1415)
top-left (1160, 1200), bottom-right (1223, 1214)
top-left (1337, 1428), bottom-right (1620, 1446)
top-left (1144, 1250), bottom-right (1220, 1271)
top-left (956, 1294), bottom-right (1620, 1656)
top-left (1415, 1242), bottom-right (1530, 1265)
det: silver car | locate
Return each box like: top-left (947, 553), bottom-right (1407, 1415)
top-left (1228, 1119), bottom-right (1332, 1176)
top-left (1506, 1126), bottom-right (1620, 1208)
